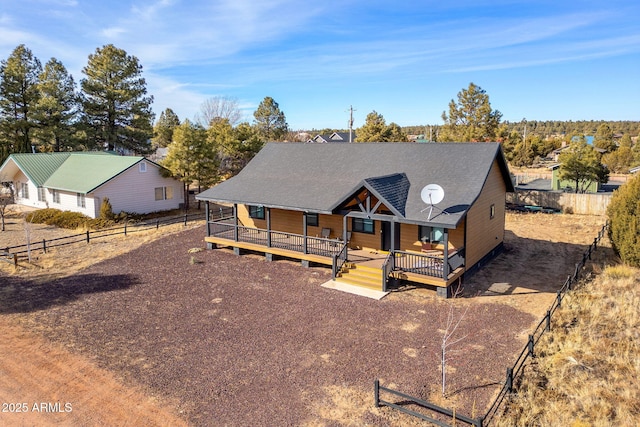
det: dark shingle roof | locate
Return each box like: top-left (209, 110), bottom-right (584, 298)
top-left (197, 142), bottom-right (513, 228)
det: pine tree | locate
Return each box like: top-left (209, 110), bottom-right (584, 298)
top-left (607, 174), bottom-right (640, 267)
top-left (33, 58), bottom-right (80, 152)
top-left (356, 111), bottom-right (407, 142)
top-left (440, 82), bottom-right (502, 142)
top-left (0, 44), bottom-right (42, 160)
top-left (152, 108), bottom-right (180, 148)
top-left (80, 44), bottom-right (154, 153)
top-left (252, 96), bottom-right (287, 141)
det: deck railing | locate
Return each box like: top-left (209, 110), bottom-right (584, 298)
top-left (391, 249), bottom-right (465, 280)
top-left (208, 220), bottom-right (344, 259)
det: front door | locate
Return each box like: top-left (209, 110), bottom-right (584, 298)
top-left (381, 222), bottom-right (401, 252)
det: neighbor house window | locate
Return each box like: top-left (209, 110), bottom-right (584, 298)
top-left (249, 205), bottom-right (265, 219)
top-left (139, 162), bottom-right (147, 173)
top-left (418, 225), bottom-right (444, 244)
top-left (352, 217), bottom-right (374, 234)
top-left (77, 193), bottom-right (86, 208)
top-left (37, 187), bottom-right (46, 202)
top-left (490, 203), bottom-right (496, 219)
top-left (52, 190), bottom-right (60, 204)
top-left (307, 213), bottom-right (319, 227)
top-left (20, 183), bottom-right (29, 199)
top-left (155, 186), bottom-right (173, 200)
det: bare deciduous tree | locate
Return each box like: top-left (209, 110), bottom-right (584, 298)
top-left (196, 96), bottom-right (243, 128)
top-left (439, 285), bottom-right (469, 396)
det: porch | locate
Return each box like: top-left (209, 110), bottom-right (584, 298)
top-left (205, 217), bottom-right (465, 297)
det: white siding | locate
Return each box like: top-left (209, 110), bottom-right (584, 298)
top-left (49, 190), bottom-right (96, 217)
top-left (91, 161), bottom-right (183, 217)
top-left (12, 171), bottom-right (48, 209)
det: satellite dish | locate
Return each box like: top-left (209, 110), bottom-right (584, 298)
top-left (421, 184), bottom-right (445, 205)
top-left (420, 184), bottom-right (449, 220)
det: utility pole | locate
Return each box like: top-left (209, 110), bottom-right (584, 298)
top-left (348, 105), bottom-right (356, 143)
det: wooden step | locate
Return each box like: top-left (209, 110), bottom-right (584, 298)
top-left (336, 264), bottom-right (384, 291)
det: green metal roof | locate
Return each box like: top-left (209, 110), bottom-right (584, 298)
top-left (43, 153), bottom-right (143, 193)
top-left (1, 152), bottom-right (72, 186)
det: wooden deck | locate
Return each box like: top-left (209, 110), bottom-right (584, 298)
top-left (204, 235), bottom-right (335, 265)
top-left (205, 234), bottom-right (465, 296)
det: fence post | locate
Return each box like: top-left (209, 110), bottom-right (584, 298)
top-left (124, 222), bottom-right (127, 236)
top-left (184, 214), bottom-right (188, 226)
top-left (374, 379), bottom-right (380, 407)
top-left (86, 230), bottom-right (90, 243)
top-left (556, 290), bottom-right (562, 308)
top-left (546, 309), bottom-right (551, 332)
top-left (528, 334), bottom-right (535, 358)
top-left (506, 367), bottom-right (513, 393)
top-left (42, 239), bottom-right (47, 254)
top-left (156, 219), bottom-right (160, 230)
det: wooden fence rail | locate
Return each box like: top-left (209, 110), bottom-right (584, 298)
top-left (2, 211), bottom-right (216, 265)
top-left (376, 222), bottom-right (609, 427)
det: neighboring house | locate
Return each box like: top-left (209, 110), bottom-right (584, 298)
top-left (307, 132), bottom-right (355, 143)
top-left (196, 142), bottom-right (514, 297)
top-left (0, 152), bottom-right (183, 218)
top-left (549, 164), bottom-right (601, 193)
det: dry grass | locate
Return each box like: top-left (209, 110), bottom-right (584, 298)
top-left (494, 264), bottom-right (640, 426)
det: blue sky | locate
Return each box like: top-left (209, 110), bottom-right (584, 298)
top-left (1, 0), bottom-right (639, 130)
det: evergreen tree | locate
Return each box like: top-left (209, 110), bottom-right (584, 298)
top-left (0, 44), bottom-right (42, 160)
top-left (440, 82), bottom-right (502, 142)
top-left (603, 133), bottom-right (633, 173)
top-left (33, 58), bottom-right (79, 152)
top-left (210, 120), bottom-right (262, 178)
top-left (593, 123), bottom-right (616, 152)
top-left (162, 119), bottom-right (213, 210)
top-left (152, 108), bottom-right (180, 148)
top-left (607, 174), bottom-right (640, 267)
top-left (356, 111), bottom-right (408, 142)
top-left (252, 96), bottom-right (288, 141)
top-left (80, 44), bottom-right (154, 153)
top-left (558, 139), bottom-right (609, 193)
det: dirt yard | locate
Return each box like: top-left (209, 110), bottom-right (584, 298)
top-left (0, 209), bottom-right (611, 426)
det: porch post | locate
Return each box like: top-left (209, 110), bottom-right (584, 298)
top-left (205, 201), bottom-right (211, 237)
top-left (390, 218), bottom-right (396, 270)
top-left (343, 214), bottom-right (349, 259)
top-left (303, 212), bottom-right (308, 254)
top-left (266, 207), bottom-right (272, 247)
top-left (233, 204), bottom-right (238, 241)
top-left (443, 228), bottom-right (449, 279)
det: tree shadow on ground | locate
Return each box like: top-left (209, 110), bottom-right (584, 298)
top-left (0, 273), bottom-right (139, 314)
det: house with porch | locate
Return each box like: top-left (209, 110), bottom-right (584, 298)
top-left (196, 142), bottom-right (514, 297)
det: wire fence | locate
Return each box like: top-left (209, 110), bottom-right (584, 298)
top-left (375, 221), bottom-right (609, 427)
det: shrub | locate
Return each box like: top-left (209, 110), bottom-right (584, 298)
top-left (100, 197), bottom-right (115, 220)
top-left (25, 208), bottom-right (90, 230)
top-left (25, 208), bottom-right (60, 224)
top-left (607, 174), bottom-right (640, 267)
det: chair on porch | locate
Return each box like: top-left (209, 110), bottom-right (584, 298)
top-left (321, 228), bottom-right (331, 239)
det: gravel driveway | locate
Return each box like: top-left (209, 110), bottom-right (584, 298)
top-left (5, 226), bottom-right (535, 426)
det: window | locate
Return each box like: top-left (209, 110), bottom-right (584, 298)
top-left (418, 225), bottom-right (444, 244)
top-left (352, 217), bottom-right (374, 234)
top-left (52, 190), bottom-right (60, 204)
top-left (37, 187), bottom-right (46, 202)
top-left (490, 203), bottom-right (496, 219)
top-left (307, 212), bottom-right (319, 227)
top-left (77, 193), bottom-right (86, 208)
top-left (139, 162), bottom-right (147, 173)
top-left (249, 205), bottom-right (265, 219)
top-left (155, 187), bottom-right (173, 201)
top-left (20, 183), bottom-right (29, 200)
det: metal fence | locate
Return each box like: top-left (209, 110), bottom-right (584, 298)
top-left (375, 222), bottom-right (609, 427)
